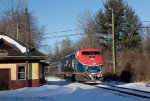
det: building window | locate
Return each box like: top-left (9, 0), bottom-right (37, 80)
top-left (18, 66), bottom-right (26, 80)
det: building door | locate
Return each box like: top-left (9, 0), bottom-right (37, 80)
top-left (0, 69), bottom-right (10, 90)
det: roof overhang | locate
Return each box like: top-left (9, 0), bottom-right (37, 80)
top-left (0, 56), bottom-right (47, 63)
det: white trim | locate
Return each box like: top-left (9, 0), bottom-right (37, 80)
top-left (17, 65), bottom-right (26, 80)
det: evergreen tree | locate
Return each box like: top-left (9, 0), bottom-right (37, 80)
top-left (95, 0), bottom-right (141, 50)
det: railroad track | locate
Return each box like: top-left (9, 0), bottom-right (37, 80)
top-left (88, 83), bottom-right (150, 99)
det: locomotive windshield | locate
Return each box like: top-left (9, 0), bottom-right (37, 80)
top-left (82, 51), bottom-right (101, 55)
top-left (84, 65), bottom-right (103, 72)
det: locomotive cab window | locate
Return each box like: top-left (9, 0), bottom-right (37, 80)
top-left (93, 51), bottom-right (101, 55)
top-left (82, 51), bottom-right (101, 55)
top-left (82, 52), bottom-right (91, 55)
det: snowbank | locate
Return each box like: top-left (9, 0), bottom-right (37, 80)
top-left (0, 77), bottom-right (149, 101)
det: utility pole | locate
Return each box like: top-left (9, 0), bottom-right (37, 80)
top-left (25, 0), bottom-right (28, 87)
top-left (17, 25), bottom-right (19, 40)
top-left (112, 9), bottom-right (116, 75)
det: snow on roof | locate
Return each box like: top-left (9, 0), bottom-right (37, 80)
top-left (0, 35), bottom-right (26, 53)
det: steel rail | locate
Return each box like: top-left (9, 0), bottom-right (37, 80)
top-left (104, 84), bottom-right (150, 94)
top-left (84, 83), bottom-right (150, 99)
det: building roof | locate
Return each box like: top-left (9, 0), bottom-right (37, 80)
top-left (0, 35), bottom-right (26, 53)
top-left (0, 34), bottom-right (47, 61)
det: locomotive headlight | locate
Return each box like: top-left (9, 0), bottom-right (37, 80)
top-left (97, 74), bottom-right (100, 77)
top-left (97, 74), bottom-right (101, 77)
top-left (91, 62), bottom-right (96, 65)
top-left (89, 73), bottom-right (97, 80)
top-left (97, 71), bottom-right (103, 77)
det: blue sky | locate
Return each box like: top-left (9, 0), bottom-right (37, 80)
top-left (127, 0), bottom-right (150, 21)
top-left (27, 0), bottom-right (150, 50)
top-left (28, 0), bottom-right (102, 31)
top-left (28, 0), bottom-right (150, 29)
top-left (0, 0), bottom-right (150, 51)
top-left (28, 0), bottom-right (103, 49)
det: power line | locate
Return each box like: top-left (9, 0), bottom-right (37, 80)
top-left (142, 21), bottom-right (150, 22)
top-left (45, 21), bottom-right (150, 35)
top-left (45, 33), bottom-right (84, 39)
top-left (141, 27), bottom-right (150, 28)
top-left (46, 29), bottom-right (81, 34)
top-left (44, 32), bottom-right (108, 39)
top-left (44, 25), bottom-right (150, 39)
top-left (45, 27), bottom-right (112, 39)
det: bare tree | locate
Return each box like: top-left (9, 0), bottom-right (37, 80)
top-left (76, 10), bottom-right (100, 49)
top-left (0, 0), bottom-right (44, 49)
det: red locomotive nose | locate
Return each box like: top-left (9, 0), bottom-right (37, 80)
top-left (76, 48), bottom-right (103, 66)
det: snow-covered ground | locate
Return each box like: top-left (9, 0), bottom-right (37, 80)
top-left (0, 77), bottom-right (150, 101)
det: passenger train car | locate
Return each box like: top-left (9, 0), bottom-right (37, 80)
top-left (49, 48), bottom-right (103, 83)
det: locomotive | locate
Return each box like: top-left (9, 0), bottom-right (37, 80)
top-left (49, 48), bottom-right (103, 83)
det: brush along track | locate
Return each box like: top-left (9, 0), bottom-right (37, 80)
top-left (87, 83), bottom-right (150, 99)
